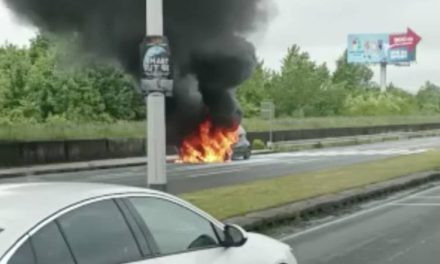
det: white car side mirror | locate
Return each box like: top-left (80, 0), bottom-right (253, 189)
top-left (222, 224), bottom-right (248, 247)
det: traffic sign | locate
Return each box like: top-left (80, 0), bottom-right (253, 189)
top-left (261, 101), bottom-right (275, 120)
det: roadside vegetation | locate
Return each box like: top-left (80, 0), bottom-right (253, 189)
top-left (243, 115), bottom-right (440, 132)
top-left (1, 34), bottom-right (440, 140)
top-left (182, 151), bottom-right (440, 219)
top-left (238, 45), bottom-right (440, 119)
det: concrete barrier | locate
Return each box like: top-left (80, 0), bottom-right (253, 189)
top-left (66, 139), bottom-right (108, 162)
top-left (21, 141), bottom-right (66, 165)
top-left (247, 123), bottom-right (440, 144)
top-left (0, 138), bottom-right (179, 168)
top-left (107, 138), bottom-right (145, 158)
top-left (0, 142), bottom-right (21, 167)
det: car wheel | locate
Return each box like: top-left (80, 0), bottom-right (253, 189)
top-left (243, 150), bottom-right (251, 160)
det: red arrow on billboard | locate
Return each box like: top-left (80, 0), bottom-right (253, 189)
top-left (389, 28), bottom-right (422, 50)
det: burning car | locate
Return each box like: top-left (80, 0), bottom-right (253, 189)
top-left (231, 126), bottom-right (252, 160)
top-left (177, 122), bottom-right (251, 163)
top-left (177, 118), bottom-right (238, 164)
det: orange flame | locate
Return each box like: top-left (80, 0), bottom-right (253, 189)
top-left (177, 119), bottom-right (238, 164)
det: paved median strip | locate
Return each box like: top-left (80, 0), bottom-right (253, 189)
top-left (181, 150), bottom-right (440, 223)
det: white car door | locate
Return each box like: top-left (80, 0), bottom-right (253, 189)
top-left (151, 242), bottom-right (280, 264)
top-left (126, 197), bottom-right (266, 264)
top-left (153, 247), bottom-right (254, 264)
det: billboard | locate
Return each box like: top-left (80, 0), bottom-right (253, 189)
top-left (388, 47), bottom-right (416, 63)
top-left (347, 28), bottom-right (421, 65)
top-left (347, 34), bottom-right (389, 64)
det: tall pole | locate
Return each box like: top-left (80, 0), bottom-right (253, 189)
top-left (380, 62), bottom-right (387, 92)
top-left (146, 0), bottom-right (167, 191)
top-left (269, 104), bottom-right (274, 148)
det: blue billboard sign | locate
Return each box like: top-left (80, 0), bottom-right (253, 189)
top-left (387, 46), bottom-right (416, 63)
top-left (347, 34), bottom-right (389, 64)
top-left (347, 29), bottom-right (421, 65)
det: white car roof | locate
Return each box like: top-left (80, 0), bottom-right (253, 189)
top-left (0, 182), bottom-right (164, 259)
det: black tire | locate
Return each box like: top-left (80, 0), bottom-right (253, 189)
top-left (243, 150), bottom-right (251, 160)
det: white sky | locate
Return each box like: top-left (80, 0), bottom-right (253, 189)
top-left (0, 3), bottom-right (36, 45)
top-left (1, 0), bottom-right (439, 92)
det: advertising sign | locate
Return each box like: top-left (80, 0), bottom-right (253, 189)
top-left (388, 47), bottom-right (416, 63)
top-left (140, 36), bottom-right (172, 80)
top-left (347, 28), bottom-right (421, 65)
top-left (140, 36), bottom-right (173, 96)
top-left (389, 28), bottom-right (421, 50)
top-left (347, 34), bottom-right (389, 64)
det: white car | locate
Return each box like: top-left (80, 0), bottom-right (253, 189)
top-left (0, 183), bottom-right (297, 264)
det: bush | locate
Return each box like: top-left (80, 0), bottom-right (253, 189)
top-left (343, 91), bottom-right (417, 116)
top-left (252, 139), bottom-right (266, 150)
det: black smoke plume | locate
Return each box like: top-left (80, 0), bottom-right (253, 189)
top-left (4, 0), bottom-right (268, 143)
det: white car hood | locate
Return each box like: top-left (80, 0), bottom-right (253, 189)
top-left (242, 232), bottom-right (298, 264)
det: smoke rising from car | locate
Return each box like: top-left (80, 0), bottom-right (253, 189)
top-left (4, 0), bottom-right (270, 143)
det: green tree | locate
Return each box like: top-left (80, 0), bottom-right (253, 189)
top-left (236, 61), bottom-right (272, 118)
top-left (416, 81), bottom-right (440, 113)
top-left (332, 51), bottom-right (374, 92)
top-left (0, 44), bottom-right (35, 121)
top-left (269, 45), bottom-right (332, 117)
top-left (0, 34), bottom-right (143, 123)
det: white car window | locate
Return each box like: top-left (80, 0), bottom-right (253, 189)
top-left (8, 241), bottom-right (35, 264)
top-left (31, 222), bottom-right (75, 264)
top-left (8, 222), bottom-right (75, 264)
top-left (129, 197), bottom-right (220, 256)
top-left (58, 200), bottom-right (143, 264)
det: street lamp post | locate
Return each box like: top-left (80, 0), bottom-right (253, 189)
top-left (144, 0), bottom-right (168, 191)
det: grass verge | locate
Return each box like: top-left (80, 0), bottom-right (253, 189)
top-left (181, 151), bottom-right (440, 220)
top-left (0, 122), bottom-right (145, 141)
top-left (243, 115), bottom-right (440, 132)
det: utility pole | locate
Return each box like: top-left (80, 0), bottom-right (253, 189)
top-left (142, 0), bottom-right (171, 192)
top-left (380, 62), bottom-right (387, 92)
top-left (261, 101), bottom-right (275, 148)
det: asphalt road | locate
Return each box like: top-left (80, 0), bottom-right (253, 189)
top-left (1, 136), bottom-right (439, 194)
top-left (281, 184), bottom-right (440, 264)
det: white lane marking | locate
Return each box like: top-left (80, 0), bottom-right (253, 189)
top-left (277, 149), bottom-right (430, 157)
top-left (283, 158), bottom-right (322, 165)
top-left (169, 158), bottom-right (275, 172)
top-left (188, 168), bottom-right (248, 178)
top-left (391, 203), bottom-right (440, 206)
top-left (170, 157), bottom-right (323, 174)
top-left (411, 196), bottom-right (440, 199)
top-left (280, 184), bottom-right (440, 242)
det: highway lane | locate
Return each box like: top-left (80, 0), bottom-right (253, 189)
top-left (0, 136), bottom-right (439, 194)
top-left (281, 184), bottom-right (440, 264)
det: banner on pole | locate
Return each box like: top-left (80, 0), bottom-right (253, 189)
top-left (140, 36), bottom-right (173, 96)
